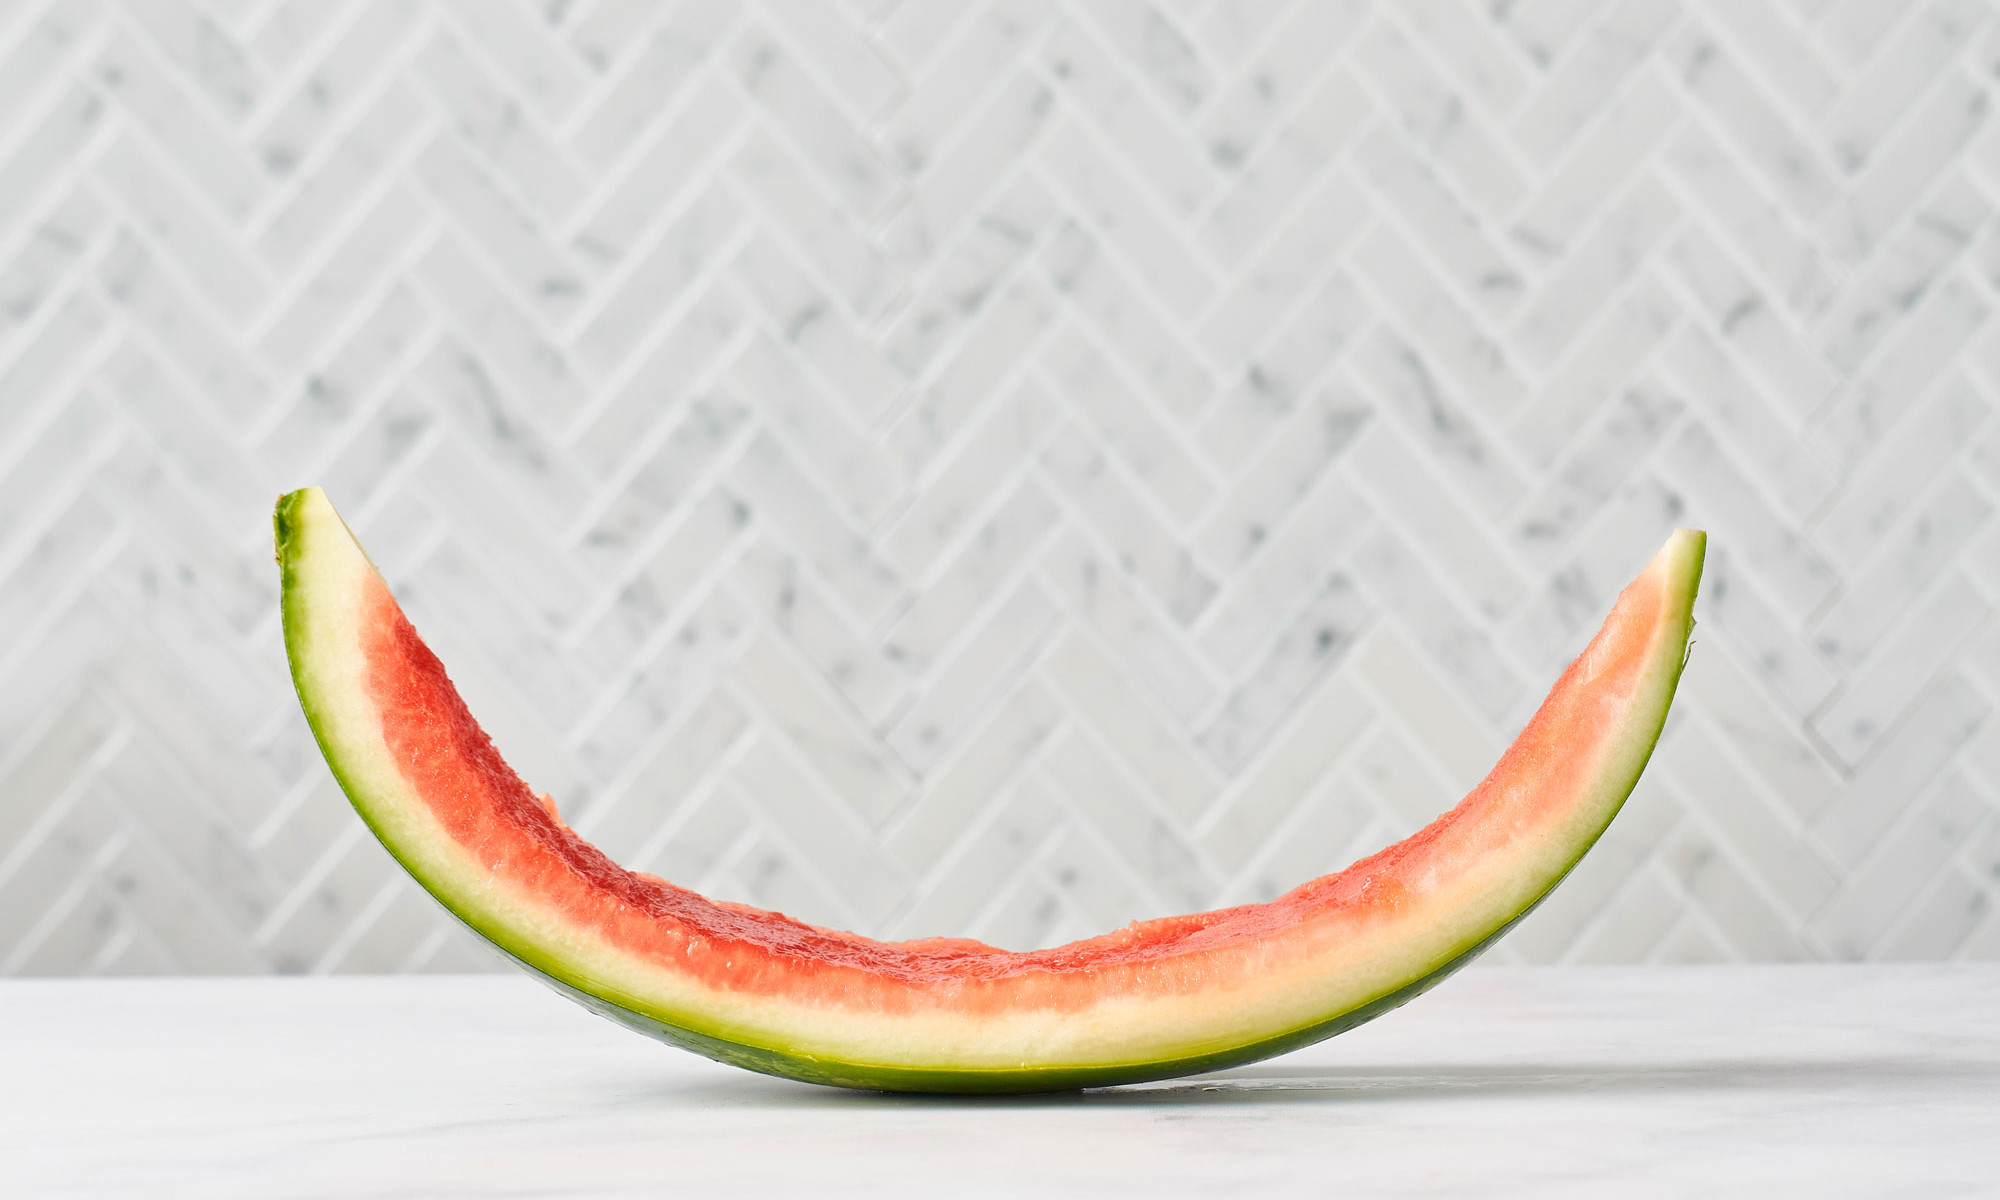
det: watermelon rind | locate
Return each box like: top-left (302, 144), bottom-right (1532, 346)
top-left (277, 487), bottom-right (1703, 1093)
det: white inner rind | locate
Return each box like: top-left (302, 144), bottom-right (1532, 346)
top-left (283, 487), bottom-right (1700, 1073)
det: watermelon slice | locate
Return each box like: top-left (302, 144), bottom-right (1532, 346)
top-left (277, 487), bottom-right (1703, 1093)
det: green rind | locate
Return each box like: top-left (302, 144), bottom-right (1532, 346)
top-left (277, 488), bottom-right (1703, 1093)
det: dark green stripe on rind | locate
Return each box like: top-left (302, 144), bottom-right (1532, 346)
top-left (278, 487), bottom-right (1702, 1094)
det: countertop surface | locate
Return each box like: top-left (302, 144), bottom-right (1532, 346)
top-left (6, 965), bottom-right (1997, 1198)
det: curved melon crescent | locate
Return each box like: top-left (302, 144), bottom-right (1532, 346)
top-left (277, 487), bottom-right (1703, 1093)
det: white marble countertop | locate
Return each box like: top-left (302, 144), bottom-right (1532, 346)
top-left (5, 966), bottom-right (1996, 1197)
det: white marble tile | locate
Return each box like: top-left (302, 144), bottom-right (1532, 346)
top-left (1513, 173), bottom-right (1681, 368)
top-left (1813, 274), bottom-right (1989, 473)
top-left (1042, 17), bottom-right (1211, 219)
top-left (1041, 222), bottom-right (1212, 418)
top-left (1195, 381), bottom-right (1370, 573)
top-left (432, 0), bottom-right (590, 125)
top-left (1693, 541), bottom-right (1840, 715)
top-left (12, 0), bottom-right (2000, 977)
top-left (1352, 528), bottom-right (1521, 723)
top-left (1820, 70), bottom-right (1991, 264)
top-left (1041, 328), bottom-right (1215, 521)
top-left (1070, 0), bottom-right (1212, 117)
top-left (1664, 125), bottom-right (1839, 318)
top-left (1812, 472), bottom-right (1990, 666)
top-left (569, 286), bottom-right (746, 474)
top-left (1670, 21), bottom-right (1839, 218)
top-left (1042, 626), bottom-right (1219, 823)
top-left (1654, 224), bottom-right (1825, 419)
top-left (889, 579), bottom-right (1061, 771)
top-left (728, 432), bottom-right (905, 627)
top-left (410, 28), bottom-right (583, 223)
top-left (882, 476), bottom-right (1059, 672)
top-left (1203, 68), bottom-right (1374, 261)
top-left (1039, 727), bottom-right (1215, 912)
top-left (1814, 672), bottom-right (1989, 867)
top-left (0, 184), bottom-right (105, 351)
top-left (252, 0), bottom-right (422, 182)
top-left (1353, 227), bottom-right (1527, 421)
top-left (1198, 472), bottom-right (1370, 666)
top-left (563, 0), bottom-right (674, 77)
top-left (1036, 525), bottom-right (1216, 723)
top-left (888, 274), bottom-right (1059, 468)
top-left (727, 331), bottom-right (902, 522)
top-left (1811, 768), bottom-right (1992, 957)
top-left (1816, 0), bottom-right (1915, 69)
top-left (255, 79), bottom-right (430, 271)
top-left (1197, 172), bottom-right (1370, 368)
top-left (1038, 430), bottom-right (1218, 624)
top-left (1514, 70), bottom-right (1680, 265)
top-left (1657, 421), bottom-right (1837, 616)
top-left (884, 680), bottom-right (1064, 869)
top-left (571, 395), bottom-right (750, 586)
top-left (572, 77), bottom-right (742, 270)
top-left (1397, 0), bottom-right (1529, 114)
top-left (1700, 0), bottom-right (1838, 115)
top-left (1196, 270), bottom-right (1371, 470)
top-left (728, 634), bottom-right (912, 829)
top-left (730, 234), bottom-right (909, 425)
top-left (1347, 423), bottom-right (1524, 621)
top-left (728, 735), bottom-right (908, 926)
top-left (1510, 0), bottom-right (1682, 167)
top-left (1359, 19), bottom-right (1525, 215)
top-left (1509, 279), bottom-right (1679, 469)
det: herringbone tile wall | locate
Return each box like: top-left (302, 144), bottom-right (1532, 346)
top-left (2, 0), bottom-right (1997, 976)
